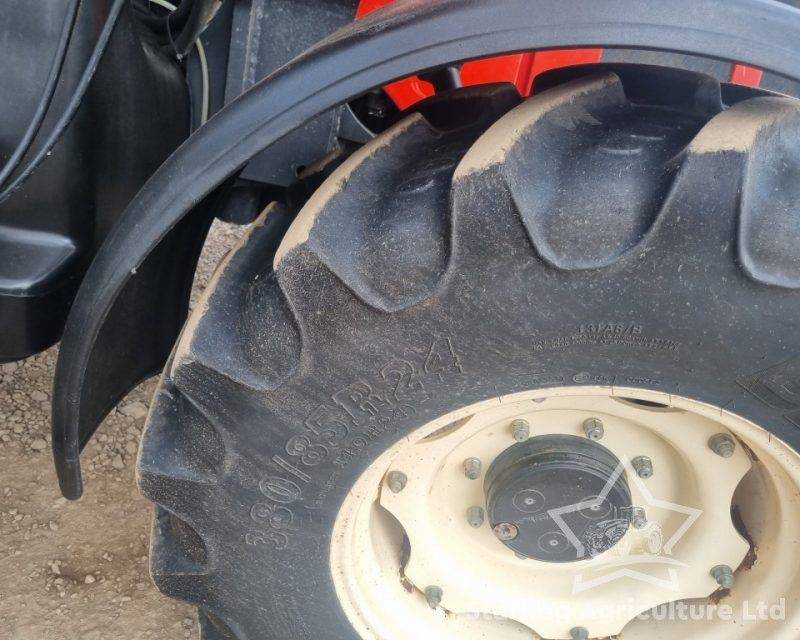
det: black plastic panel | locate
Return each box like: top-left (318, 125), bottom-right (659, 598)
top-left (0, 1), bottom-right (189, 360)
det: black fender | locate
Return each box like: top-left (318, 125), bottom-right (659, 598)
top-left (52, 0), bottom-right (800, 499)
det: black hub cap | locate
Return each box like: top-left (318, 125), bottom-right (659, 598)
top-left (484, 434), bottom-right (632, 562)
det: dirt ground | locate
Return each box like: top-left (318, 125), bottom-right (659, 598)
top-left (0, 222), bottom-right (246, 640)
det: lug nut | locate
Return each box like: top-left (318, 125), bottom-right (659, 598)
top-left (386, 470), bottom-right (407, 493)
top-left (464, 457), bottom-right (482, 480)
top-left (570, 627), bottom-right (590, 640)
top-left (711, 564), bottom-right (735, 589)
top-left (467, 506), bottom-right (485, 528)
top-left (632, 456), bottom-right (654, 479)
top-left (583, 417), bottom-right (604, 441)
top-left (627, 506), bottom-right (647, 530)
top-left (709, 433), bottom-right (736, 458)
top-left (493, 522), bottom-right (519, 541)
top-left (511, 419), bottom-right (530, 442)
top-left (424, 585), bottom-right (443, 609)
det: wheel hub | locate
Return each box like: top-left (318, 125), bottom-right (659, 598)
top-left (485, 434), bottom-right (632, 562)
top-left (329, 388), bottom-right (800, 640)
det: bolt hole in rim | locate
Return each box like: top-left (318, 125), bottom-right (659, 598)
top-left (330, 386), bottom-right (800, 639)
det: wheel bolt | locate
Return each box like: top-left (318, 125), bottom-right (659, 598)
top-left (493, 522), bottom-right (519, 541)
top-left (511, 419), bottom-right (530, 442)
top-left (583, 417), bottom-right (604, 441)
top-left (709, 433), bottom-right (736, 458)
top-left (711, 564), bottom-right (735, 589)
top-left (467, 506), bottom-right (485, 528)
top-left (627, 506), bottom-right (647, 530)
top-left (464, 457), bottom-right (482, 480)
top-left (570, 627), bottom-right (589, 640)
top-left (386, 470), bottom-right (407, 493)
top-left (424, 585), bottom-right (443, 609)
top-left (632, 456), bottom-right (654, 479)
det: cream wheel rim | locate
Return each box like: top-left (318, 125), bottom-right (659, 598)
top-left (330, 386), bottom-right (800, 639)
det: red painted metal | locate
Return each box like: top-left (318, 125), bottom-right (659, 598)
top-left (354, 0), bottom-right (395, 17)
top-left (356, 0), bottom-right (601, 108)
top-left (357, 1), bottom-right (763, 107)
top-left (729, 63), bottom-right (763, 87)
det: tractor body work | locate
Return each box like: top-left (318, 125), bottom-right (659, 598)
top-left (5, 0), bottom-right (800, 638)
top-left (0, 0), bottom-right (188, 360)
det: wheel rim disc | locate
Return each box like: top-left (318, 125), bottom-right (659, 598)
top-left (330, 386), bottom-right (800, 639)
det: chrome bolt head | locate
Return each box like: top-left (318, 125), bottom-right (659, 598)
top-left (709, 433), bottom-right (736, 458)
top-left (583, 417), bottom-right (604, 441)
top-left (424, 585), bottom-right (443, 609)
top-left (464, 457), bottom-right (482, 480)
top-left (632, 455), bottom-right (654, 479)
top-left (511, 419), bottom-right (530, 442)
top-left (386, 470), bottom-right (408, 493)
top-left (628, 506), bottom-right (648, 530)
top-left (570, 627), bottom-right (590, 640)
top-left (467, 506), bottom-right (485, 528)
top-left (493, 522), bottom-right (519, 541)
top-left (711, 564), bottom-right (735, 589)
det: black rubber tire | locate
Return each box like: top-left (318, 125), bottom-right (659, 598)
top-left (138, 66), bottom-right (800, 640)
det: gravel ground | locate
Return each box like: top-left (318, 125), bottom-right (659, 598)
top-left (0, 221), bottom-right (247, 640)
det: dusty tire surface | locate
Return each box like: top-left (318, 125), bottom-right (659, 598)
top-left (138, 68), bottom-right (800, 639)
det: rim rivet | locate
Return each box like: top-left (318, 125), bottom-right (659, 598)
top-left (628, 506), bottom-right (647, 530)
top-left (386, 470), bottom-right (407, 493)
top-left (711, 564), bottom-right (735, 589)
top-left (583, 417), bottom-right (604, 441)
top-left (424, 585), bottom-right (443, 609)
top-left (570, 627), bottom-right (590, 640)
top-left (632, 456), bottom-right (654, 479)
top-left (467, 506), bottom-right (485, 528)
top-left (511, 419), bottom-right (530, 442)
top-left (464, 457), bottom-right (482, 480)
top-left (709, 433), bottom-right (736, 458)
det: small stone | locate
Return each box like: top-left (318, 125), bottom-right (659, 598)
top-left (30, 390), bottom-right (48, 402)
top-left (49, 522), bottom-right (59, 531)
top-left (84, 575), bottom-right (96, 584)
top-left (111, 455), bottom-right (125, 470)
top-left (1, 362), bottom-right (17, 374)
top-left (120, 402), bottom-right (148, 419)
top-left (125, 441), bottom-right (138, 456)
top-left (29, 438), bottom-right (47, 451)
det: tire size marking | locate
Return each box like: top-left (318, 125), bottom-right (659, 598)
top-left (245, 336), bottom-right (464, 551)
